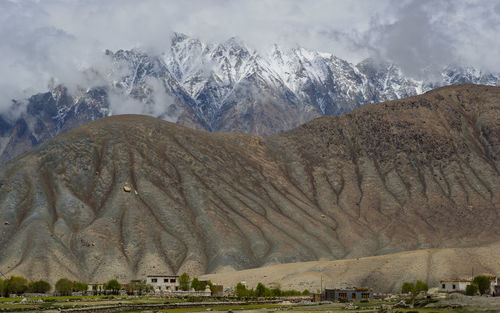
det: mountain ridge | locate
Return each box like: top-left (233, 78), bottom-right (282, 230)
top-left (0, 84), bottom-right (498, 284)
top-left (0, 33), bottom-right (498, 164)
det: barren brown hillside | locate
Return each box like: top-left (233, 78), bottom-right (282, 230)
top-left (201, 242), bottom-right (500, 293)
top-left (0, 84), bottom-right (498, 284)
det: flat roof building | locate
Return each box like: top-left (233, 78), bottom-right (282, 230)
top-left (323, 288), bottom-right (373, 302)
top-left (439, 280), bottom-right (471, 293)
top-left (146, 275), bottom-right (179, 292)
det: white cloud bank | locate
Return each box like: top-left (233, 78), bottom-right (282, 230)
top-left (0, 0), bottom-right (499, 112)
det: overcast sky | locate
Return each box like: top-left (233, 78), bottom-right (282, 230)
top-left (0, 0), bottom-right (499, 111)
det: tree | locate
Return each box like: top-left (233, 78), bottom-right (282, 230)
top-left (0, 279), bottom-right (6, 297)
top-left (415, 280), bottom-right (428, 293)
top-left (72, 281), bottom-right (88, 293)
top-left (207, 280), bottom-right (217, 295)
top-left (55, 278), bottom-right (73, 296)
top-left (302, 289), bottom-right (311, 295)
top-left (105, 279), bottom-right (121, 295)
top-left (255, 282), bottom-right (268, 297)
top-left (235, 282), bottom-right (247, 297)
top-left (5, 276), bottom-right (28, 295)
top-left (126, 281), bottom-right (149, 295)
top-left (28, 280), bottom-right (51, 293)
top-left (271, 287), bottom-right (282, 297)
top-left (401, 282), bottom-right (415, 294)
top-left (466, 284), bottom-right (478, 296)
top-left (473, 276), bottom-right (490, 295)
top-left (179, 273), bottom-right (190, 291)
top-left (191, 277), bottom-right (202, 291)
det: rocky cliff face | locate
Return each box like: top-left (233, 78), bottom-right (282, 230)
top-left (0, 33), bottom-right (498, 163)
top-left (0, 84), bottom-right (498, 283)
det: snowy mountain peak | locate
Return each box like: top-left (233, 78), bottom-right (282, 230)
top-left (0, 33), bottom-right (499, 163)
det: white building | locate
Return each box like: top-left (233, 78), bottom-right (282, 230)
top-left (146, 275), bottom-right (180, 292)
top-left (439, 280), bottom-right (471, 293)
top-left (87, 283), bottom-right (104, 293)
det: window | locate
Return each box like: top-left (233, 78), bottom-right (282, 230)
top-left (151, 278), bottom-right (157, 283)
top-left (452, 284), bottom-right (456, 289)
top-left (164, 278), bottom-right (168, 283)
top-left (338, 292), bottom-right (347, 299)
top-left (170, 278), bottom-right (176, 283)
top-left (442, 284), bottom-right (445, 289)
top-left (352, 293), bottom-right (356, 299)
top-left (361, 293), bottom-right (370, 299)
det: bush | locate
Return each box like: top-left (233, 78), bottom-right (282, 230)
top-left (28, 280), bottom-right (51, 293)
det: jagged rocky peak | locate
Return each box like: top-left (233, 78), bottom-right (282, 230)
top-left (1, 33), bottom-right (500, 164)
top-left (441, 65), bottom-right (500, 85)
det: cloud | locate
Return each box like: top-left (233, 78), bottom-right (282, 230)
top-left (0, 0), bottom-right (499, 114)
top-left (363, 0), bottom-right (500, 78)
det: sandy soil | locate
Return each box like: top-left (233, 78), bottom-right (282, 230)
top-left (201, 242), bottom-right (500, 293)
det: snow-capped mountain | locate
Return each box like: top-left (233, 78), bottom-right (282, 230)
top-left (0, 32), bottom-right (498, 163)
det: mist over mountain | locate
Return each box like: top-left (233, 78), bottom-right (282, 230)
top-left (0, 34), bottom-right (498, 164)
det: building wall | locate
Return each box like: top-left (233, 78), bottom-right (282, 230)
top-left (323, 289), bottom-right (373, 302)
top-left (146, 276), bottom-right (180, 292)
top-left (439, 281), bottom-right (470, 292)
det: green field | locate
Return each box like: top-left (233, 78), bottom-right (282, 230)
top-left (0, 296), bottom-right (496, 313)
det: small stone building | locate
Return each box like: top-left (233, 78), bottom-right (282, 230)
top-left (439, 280), bottom-right (471, 293)
top-left (323, 288), bottom-right (373, 302)
top-left (146, 275), bottom-right (179, 292)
